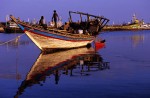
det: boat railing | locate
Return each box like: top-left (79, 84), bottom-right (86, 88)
top-left (10, 14), bottom-right (108, 37)
top-left (17, 20), bottom-right (92, 38)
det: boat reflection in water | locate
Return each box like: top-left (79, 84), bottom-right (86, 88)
top-left (14, 47), bottom-right (109, 97)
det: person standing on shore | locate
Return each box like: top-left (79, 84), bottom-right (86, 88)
top-left (51, 10), bottom-right (59, 28)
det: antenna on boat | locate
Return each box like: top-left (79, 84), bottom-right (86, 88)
top-left (27, 18), bottom-right (30, 23)
top-left (6, 15), bottom-right (9, 27)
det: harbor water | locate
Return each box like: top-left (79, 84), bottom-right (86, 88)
top-left (0, 30), bottom-right (150, 98)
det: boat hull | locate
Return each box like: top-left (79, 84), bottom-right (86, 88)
top-left (25, 30), bottom-right (94, 51)
top-left (4, 27), bottom-right (24, 33)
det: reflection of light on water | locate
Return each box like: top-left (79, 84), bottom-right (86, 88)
top-left (131, 35), bottom-right (144, 47)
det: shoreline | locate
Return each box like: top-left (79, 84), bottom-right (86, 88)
top-left (102, 26), bottom-right (150, 32)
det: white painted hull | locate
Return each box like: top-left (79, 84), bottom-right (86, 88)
top-left (25, 31), bottom-right (93, 51)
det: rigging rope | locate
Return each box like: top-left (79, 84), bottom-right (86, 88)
top-left (0, 33), bottom-right (25, 46)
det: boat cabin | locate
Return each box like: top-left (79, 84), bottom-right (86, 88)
top-left (66, 11), bottom-right (109, 35)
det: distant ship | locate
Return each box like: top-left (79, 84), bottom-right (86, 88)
top-left (103, 13), bottom-right (150, 31)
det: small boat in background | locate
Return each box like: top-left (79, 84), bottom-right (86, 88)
top-left (4, 21), bottom-right (24, 33)
top-left (10, 11), bottom-right (109, 52)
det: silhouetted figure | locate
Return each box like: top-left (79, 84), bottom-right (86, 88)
top-left (51, 10), bottom-right (59, 28)
top-left (39, 16), bottom-right (47, 29)
top-left (39, 16), bottom-right (44, 26)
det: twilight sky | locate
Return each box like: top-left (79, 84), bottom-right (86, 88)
top-left (0, 0), bottom-right (150, 24)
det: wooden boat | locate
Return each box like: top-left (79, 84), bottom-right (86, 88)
top-left (14, 47), bottom-right (109, 97)
top-left (4, 21), bottom-right (24, 33)
top-left (10, 11), bottom-right (109, 52)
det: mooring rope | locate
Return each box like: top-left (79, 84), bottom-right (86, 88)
top-left (0, 33), bottom-right (25, 46)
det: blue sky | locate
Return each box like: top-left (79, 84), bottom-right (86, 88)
top-left (0, 0), bottom-right (150, 24)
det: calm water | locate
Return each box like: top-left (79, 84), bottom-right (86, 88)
top-left (0, 30), bottom-right (150, 98)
